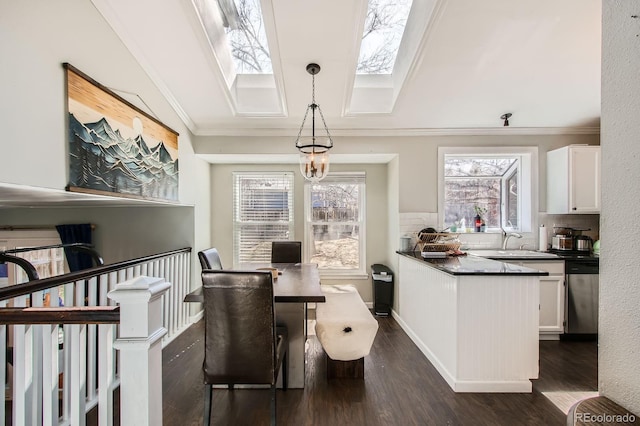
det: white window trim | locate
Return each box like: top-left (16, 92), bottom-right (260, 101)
top-left (303, 172), bottom-right (367, 278)
top-left (438, 146), bottom-right (538, 234)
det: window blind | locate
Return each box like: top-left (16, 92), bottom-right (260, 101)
top-left (233, 172), bottom-right (294, 264)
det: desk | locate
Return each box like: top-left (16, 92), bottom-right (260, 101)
top-left (184, 262), bottom-right (325, 388)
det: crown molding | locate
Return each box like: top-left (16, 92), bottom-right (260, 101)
top-left (194, 126), bottom-right (600, 138)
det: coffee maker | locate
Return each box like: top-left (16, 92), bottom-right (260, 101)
top-left (551, 226), bottom-right (574, 251)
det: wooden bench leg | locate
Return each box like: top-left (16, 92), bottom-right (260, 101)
top-left (326, 355), bottom-right (364, 379)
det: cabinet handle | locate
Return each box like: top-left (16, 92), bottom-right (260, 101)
top-left (572, 207), bottom-right (577, 210)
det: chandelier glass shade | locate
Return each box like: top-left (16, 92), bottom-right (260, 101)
top-left (295, 63), bottom-right (333, 182)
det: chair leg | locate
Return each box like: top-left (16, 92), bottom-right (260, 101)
top-left (270, 384), bottom-right (276, 426)
top-left (203, 385), bottom-right (212, 426)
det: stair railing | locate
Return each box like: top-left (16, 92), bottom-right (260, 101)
top-left (0, 247), bottom-right (192, 425)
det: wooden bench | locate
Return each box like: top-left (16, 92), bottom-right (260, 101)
top-left (567, 396), bottom-right (639, 425)
top-left (314, 285), bottom-right (379, 379)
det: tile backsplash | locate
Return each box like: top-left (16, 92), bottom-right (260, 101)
top-left (399, 212), bottom-right (600, 251)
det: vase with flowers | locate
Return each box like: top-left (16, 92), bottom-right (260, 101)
top-left (473, 206), bottom-right (487, 232)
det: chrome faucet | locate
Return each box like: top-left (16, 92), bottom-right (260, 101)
top-left (502, 231), bottom-right (523, 250)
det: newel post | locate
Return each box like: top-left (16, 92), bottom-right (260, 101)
top-left (108, 276), bottom-right (171, 426)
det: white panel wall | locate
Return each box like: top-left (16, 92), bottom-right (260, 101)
top-left (397, 256), bottom-right (458, 384)
top-left (600, 1), bottom-right (640, 414)
top-left (397, 255), bottom-right (540, 392)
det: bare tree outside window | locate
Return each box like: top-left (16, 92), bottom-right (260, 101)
top-left (223, 0), bottom-right (272, 73)
top-left (444, 157), bottom-right (518, 231)
top-left (306, 175), bottom-right (365, 272)
top-left (219, 0), bottom-right (412, 75)
top-left (357, 0), bottom-right (413, 74)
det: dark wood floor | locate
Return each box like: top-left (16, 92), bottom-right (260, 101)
top-left (162, 316), bottom-right (597, 426)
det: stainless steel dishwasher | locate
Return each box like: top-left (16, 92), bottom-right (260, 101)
top-left (565, 258), bottom-right (599, 336)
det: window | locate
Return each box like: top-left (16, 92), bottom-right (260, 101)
top-left (220, 0), bottom-right (272, 74)
top-left (0, 231), bottom-right (67, 285)
top-left (233, 172), bottom-right (294, 264)
top-left (439, 147), bottom-right (536, 233)
top-left (304, 173), bottom-right (366, 276)
top-left (192, 0), bottom-right (283, 115)
top-left (357, 0), bottom-right (414, 74)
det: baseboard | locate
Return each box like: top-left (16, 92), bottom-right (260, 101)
top-left (189, 310), bottom-right (203, 324)
top-left (539, 334), bottom-right (561, 341)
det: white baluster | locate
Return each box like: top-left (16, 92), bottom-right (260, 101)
top-left (0, 300), bottom-right (6, 425)
top-left (97, 323), bottom-right (116, 426)
top-left (69, 323), bottom-right (87, 426)
top-left (13, 295), bottom-right (29, 426)
top-left (87, 276), bottom-right (98, 403)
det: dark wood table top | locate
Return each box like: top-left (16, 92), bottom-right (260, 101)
top-left (184, 262), bottom-right (326, 303)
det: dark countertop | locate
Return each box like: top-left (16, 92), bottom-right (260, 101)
top-left (465, 249), bottom-right (562, 261)
top-left (397, 251), bottom-right (550, 276)
top-left (546, 249), bottom-right (599, 265)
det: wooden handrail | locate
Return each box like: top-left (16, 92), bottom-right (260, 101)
top-left (0, 253), bottom-right (40, 281)
top-left (2, 242), bottom-right (104, 268)
top-left (0, 247), bottom-right (192, 302)
top-left (0, 306), bottom-right (120, 324)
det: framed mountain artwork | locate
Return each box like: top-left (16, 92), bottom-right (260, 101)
top-left (64, 63), bottom-right (179, 202)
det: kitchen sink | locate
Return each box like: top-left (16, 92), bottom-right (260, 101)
top-left (467, 249), bottom-right (560, 259)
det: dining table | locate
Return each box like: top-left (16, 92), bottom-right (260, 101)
top-left (184, 262), bottom-right (326, 388)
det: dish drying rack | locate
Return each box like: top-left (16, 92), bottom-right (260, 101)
top-left (416, 232), bottom-right (461, 252)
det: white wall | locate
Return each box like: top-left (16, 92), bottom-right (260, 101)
top-left (0, 206), bottom-right (194, 263)
top-left (196, 133), bottom-right (599, 214)
top-left (600, 1), bottom-right (640, 414)
top-left (198, 132), bottom-right (598, 307)
top-left (0, 0), bottom-right (212, 271)
top-left (209, 162), bottom-right (389, 302)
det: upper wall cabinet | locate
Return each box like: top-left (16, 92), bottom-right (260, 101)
top-left (547, 145), bottom-right (601, 214)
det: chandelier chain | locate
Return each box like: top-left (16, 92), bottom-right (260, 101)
top-left (317, 105), bottom-right (333, 141)
top-left (295, 103), bottom-right (311, 141)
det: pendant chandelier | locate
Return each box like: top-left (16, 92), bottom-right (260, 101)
top-left (295, 63), bottom-right (333, 182)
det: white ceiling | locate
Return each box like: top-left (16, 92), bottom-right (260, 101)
top-left (0, 0), bottom-right (602, 208)
top-left (92, 0), bottom-right (602, 136)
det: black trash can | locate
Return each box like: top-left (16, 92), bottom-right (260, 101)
top-left (371, 264), bottom-right (394, 316)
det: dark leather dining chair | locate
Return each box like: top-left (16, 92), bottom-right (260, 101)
top-left (202, 270), bottom-right (288, 426)
top-left (270, 241), bottom-right (302, 263)
top-left (198, 247), bottom-right (223, 270)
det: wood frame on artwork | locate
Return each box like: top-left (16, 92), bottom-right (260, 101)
top-left (64, 63), bottom-right (179, 202)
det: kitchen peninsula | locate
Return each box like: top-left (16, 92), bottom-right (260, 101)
top-left (395, 252), bottom-right (549, 393)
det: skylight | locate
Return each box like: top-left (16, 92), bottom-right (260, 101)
top-left (357, 0), bottom-right (413, 74)
top-left (217, 0), bottom-right (272, 74)
top-left (193, 0), bottom-right (283, 115)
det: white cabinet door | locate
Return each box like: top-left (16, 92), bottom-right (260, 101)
top-left (507, 260), bottom-right (565, 336)
top-left (539, 275), bottom-right (565, 334)
top-left (570, 147), bottom-right (601, 213)
top-left (547, 145), bottom-right (600, 214)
